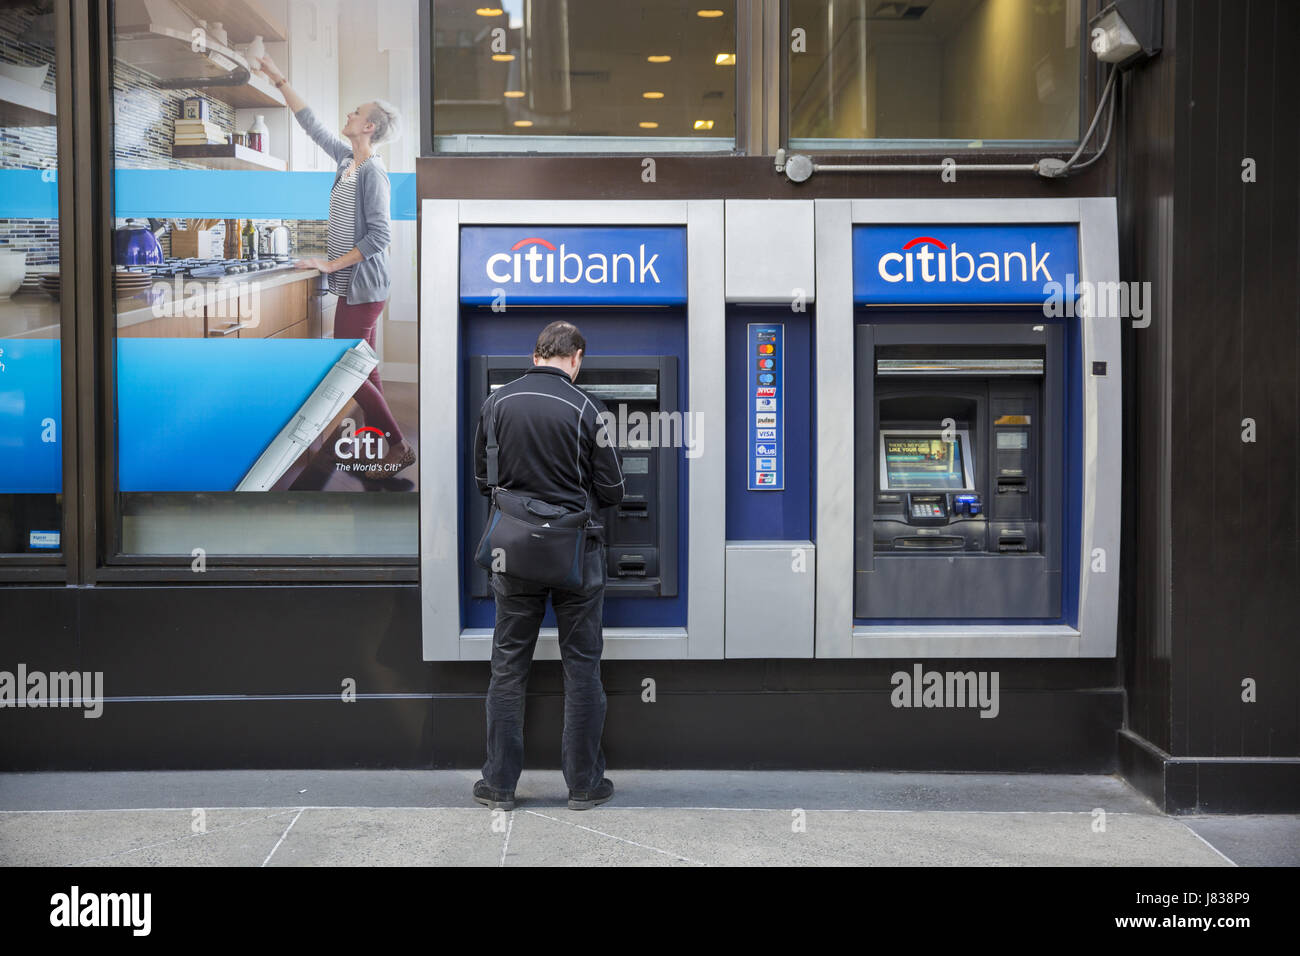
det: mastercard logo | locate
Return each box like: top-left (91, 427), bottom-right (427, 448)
top-left (757, 344), bottom-right (775, 355)
top-left (757, 358), bottom-right (774, 370)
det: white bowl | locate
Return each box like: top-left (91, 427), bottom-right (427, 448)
top-left (0, 62), bottom-right (50, 88)
top-left (0, 250), bottom-right (27, 300)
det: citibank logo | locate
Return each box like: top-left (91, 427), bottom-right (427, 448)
top-left (485, 236), bottom-right (662, 286)
top-left (335, 425), bottom-right (387, 460)
top-left (877, 236), bottom-right (1055, 286)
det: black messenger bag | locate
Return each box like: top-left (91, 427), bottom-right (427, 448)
top-left (473, 398), bottom-right (596, 590)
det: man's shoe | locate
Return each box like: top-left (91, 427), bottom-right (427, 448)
top-left (567, 777), bottom-right (614, 811)
top-left (473, 779), bottom-right (516, 810)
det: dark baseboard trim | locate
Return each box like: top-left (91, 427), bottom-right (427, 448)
top-left (1118, 729), bottom-right (1300, 814)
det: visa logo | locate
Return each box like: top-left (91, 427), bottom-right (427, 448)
top-left (755, 428), bottom-right (776, 440)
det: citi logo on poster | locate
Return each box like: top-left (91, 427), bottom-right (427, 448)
top-left (484, 236), bottom-right (662, 286)
top-left (335, 426), bottom-right (387, 460)
top-left (877, 236), bottom-right (1055, 285)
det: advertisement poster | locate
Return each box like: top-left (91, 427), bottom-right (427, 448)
top-left (115, 335), bottom-right (417, 493)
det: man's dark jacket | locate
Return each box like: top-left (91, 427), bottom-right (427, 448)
top-left (474, 365), bottom-right (626, 522)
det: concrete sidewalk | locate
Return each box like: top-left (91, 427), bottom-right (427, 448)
top-left (0, 770), bottom-right (1295, 866)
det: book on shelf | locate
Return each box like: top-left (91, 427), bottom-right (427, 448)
top-left (173, 119), bottom-right (226, 137)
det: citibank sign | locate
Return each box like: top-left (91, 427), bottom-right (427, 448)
top-left (854, 224), bottom-right (1079, 305)
top-left (460, 225), bottom-right (687, 306)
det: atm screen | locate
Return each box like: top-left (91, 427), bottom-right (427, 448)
top-left (880, 431), bottom-right (973, 490)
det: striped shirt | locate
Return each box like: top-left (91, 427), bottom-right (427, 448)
top-left (326, 156), bottom-right (369, 296)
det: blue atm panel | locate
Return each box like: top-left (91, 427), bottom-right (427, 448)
top-left (459, 310), bottom-right (689, 631)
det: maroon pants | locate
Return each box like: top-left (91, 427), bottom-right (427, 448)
top-left (335, 298), bottom-right (403, 442)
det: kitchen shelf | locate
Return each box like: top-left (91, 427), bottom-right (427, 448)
top-left (114, 22), bottom-right (285, 109)
top-left (192, 71), bottom-right (285, 108)
top-left (0, 74), bottom-right (57, 127)
top-left (171, 144), bottom-right (286, 171)
top-left (189, 0), bottom-right (287, 44)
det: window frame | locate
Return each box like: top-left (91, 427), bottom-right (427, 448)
top-left (0, 0), bottom-right (78, 579)
top-left (87, 0), bottom-right (417, 583)
top-left (423, 0), bottom-right (755, 156)
top-left (779, 0), bottom-right (1092, 155)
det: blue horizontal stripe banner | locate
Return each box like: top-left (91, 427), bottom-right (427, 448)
top-left (0, 170), bottom-right (59, 218)
top-left (114, 170), bottom-right (417, 220)
top-left (0, 169), bottom-right (416, 220)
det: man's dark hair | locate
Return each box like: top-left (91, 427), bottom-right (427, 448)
top-left (534, 320), bottom-right (586, 360)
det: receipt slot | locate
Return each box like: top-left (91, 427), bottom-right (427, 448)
top-left (467, 355), bottom-right (679, 599)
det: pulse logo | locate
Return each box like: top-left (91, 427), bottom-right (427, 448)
top-left (485, 236), bottom-right (662, 286)
top-left (877, 236), bottom-right (1055, 286)
top-left (335, 425), bottom-right (387, 461)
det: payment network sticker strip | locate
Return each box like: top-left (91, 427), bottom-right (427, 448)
top-left (748, 323), bottom-right (783, 491)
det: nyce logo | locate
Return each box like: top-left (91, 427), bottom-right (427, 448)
top-left (890, 663), bottom-right (1000, 718)
top-left (50, 886), bottom-right (151, 936)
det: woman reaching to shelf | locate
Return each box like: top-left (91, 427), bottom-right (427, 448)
top-left (253, 53), bottom-right (415, 480)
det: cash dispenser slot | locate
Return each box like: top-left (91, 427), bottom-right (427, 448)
top-left (895, 535), bottom-right (966, 550)
top-left (617, 499), bottom-right (649, 519)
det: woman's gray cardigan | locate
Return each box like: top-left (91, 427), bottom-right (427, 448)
top-left (293, 106), bottom-right (392, 305)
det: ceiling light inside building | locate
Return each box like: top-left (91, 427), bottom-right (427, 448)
top-left (503, 90), bottom-right (525, 98)
top-left (638, 121), bottom-right (658, 128)
top-left (512, 119), bottom-right (533, 127)
top-left (693, 119), bottom-right (714, 130)
top-left (491, 53), bottom-right (515, 62)
top-left (647, 55), bottom-right (672, 63)
top-left (642, 91), bottom-right (664, 99)
top-left (715, 53), bottom-right (735, 65)
top-left (475, 7), bottom-right (504, 16)
top-left (696, 9), bottom-right (724, 17)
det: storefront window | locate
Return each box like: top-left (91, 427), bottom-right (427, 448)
top-left (109, 0), bottom-right (421, 559)
top-left (430, 1), bottom-right (738, 151)
top-left (0, 3), bottom-right (62, 557)
top-left (787, 0), bottom-right (1082, 149)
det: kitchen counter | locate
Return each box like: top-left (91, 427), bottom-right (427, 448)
top-left (0, 295), bottom-right (60, 339)
top-left (116, 265), bottom-right (322, 330)
top-left (2, 265), bottom-right (326, 339)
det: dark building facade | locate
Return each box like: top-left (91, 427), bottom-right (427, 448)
top-left (0, 0), bottom-right (1295, 814)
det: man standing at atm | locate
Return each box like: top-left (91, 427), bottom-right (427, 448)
top-left (472, 321), bottom-right (626, 811)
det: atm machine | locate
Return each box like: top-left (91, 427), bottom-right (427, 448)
top-left (422, 210), bottom-right (726, 662)
top-left (466, 355), bottom-right (679, 599)
top-left (855, 324), bottom-right (1064, 619)
top-left (815, 204), bottom-right (1121, 659)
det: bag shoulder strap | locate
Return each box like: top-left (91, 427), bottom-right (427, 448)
top-left (485, 394), bottom-right (499, 488)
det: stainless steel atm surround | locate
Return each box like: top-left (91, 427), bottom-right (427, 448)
top-left (814, 198), bottom-right (1122, 659)
top-left (420, 200), bottom-right (725, 661)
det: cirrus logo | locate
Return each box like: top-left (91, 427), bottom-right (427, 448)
top-left (485, 236), bottom-right (662, 286)
top-left (877, 235), bottom-right (1055, 286)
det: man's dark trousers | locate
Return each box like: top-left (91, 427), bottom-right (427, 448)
top-left (482, 539), bottom-right (608, 794)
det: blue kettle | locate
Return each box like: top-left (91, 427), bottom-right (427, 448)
top-left (114, 219), bottom-right (165, 266)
